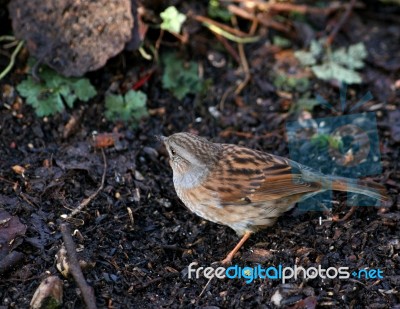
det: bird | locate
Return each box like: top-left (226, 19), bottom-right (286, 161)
top-left (159, 132), bottom-right (389, 264)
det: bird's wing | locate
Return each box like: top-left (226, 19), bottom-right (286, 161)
top-left (206, 145), bottom-right (323, 205)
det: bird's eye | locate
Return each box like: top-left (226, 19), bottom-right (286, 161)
top-left (170, 147), bottom-right (176, 156)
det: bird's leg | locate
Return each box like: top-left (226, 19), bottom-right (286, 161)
top-left (221, 231), bottom-right (252, 265)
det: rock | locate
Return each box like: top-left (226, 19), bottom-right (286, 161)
top-left (9, 0), bottom-right (134, 76)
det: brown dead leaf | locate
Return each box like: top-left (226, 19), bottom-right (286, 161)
top-left (0, 210), bottom-right (27, 258)
top-left (92, 132), bottom-right (123, 148)
top-left (11, 165), bottom-right (26, 175)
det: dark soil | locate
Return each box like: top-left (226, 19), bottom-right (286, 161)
top-left (1, 1), bottom-right (399, 308)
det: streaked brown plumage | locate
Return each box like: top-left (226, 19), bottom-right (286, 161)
top-left (161, 132), bottom-right (389, 264)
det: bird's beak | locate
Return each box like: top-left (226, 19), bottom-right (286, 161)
top-left (155, 135), bottom-right (167, 143)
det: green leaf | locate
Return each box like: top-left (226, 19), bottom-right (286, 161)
top-left (160, 6), bottom-right (186, 34)
top-left (295, 50), bottom-right (316, 66)
top-left (295, 39), bottom-right (323, 66)
top-left (311, 133), bottom-right (330, 149)
top-left (273, 74), bottom-right (310, 93)
top-left (161, 53), bottom-right (203, 100)
top-left (295, 40), bottom-right (367, 84)
top-left (16, 77), bottom-right (42, 102)
top-left (332, 42), bottom-right (367, 70)
top-left (58, 84), bottom-right (77, 108)
top-left (310, 39), bottom-right (323, 57)
top-left (16, 62), bottom-right (97, 116)
top-left (294, 97), bottom-right (320, 112)
top-left (71, 79), bottom-right (97, 101)
top-left (16, 77), bottom-right (63, 116)
top-left (312, 62), bottom-right (362, 84)
top-left (208, 0), bottom-right (232, 21)
top-left (105, 94), bottom-right (124, 120)
top-left (105, 90), bottom-right (148, 125)
top-left (273, 36), bottom-right (292, 48)
top-left (37, 95), bottom-right (65, 117)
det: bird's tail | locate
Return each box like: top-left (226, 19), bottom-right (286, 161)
top-left (329, 176), bottom-right (391, 206)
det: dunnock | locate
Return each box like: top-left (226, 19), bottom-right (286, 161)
top-left (160, 132), bottom-right (389, 264)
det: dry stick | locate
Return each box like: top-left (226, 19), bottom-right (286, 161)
top-left (63, 149), bottom-right (107, 219)
top-left (0, 176), bottom-right (14, 184)
top-left (228, 5), bottom-right (291, 34)
top-left (225, 5), bottom-right (259, 36)
top-left (221, 129), bottom-right (276, 140)
top-left (0, 251), bottom-right (24, 275)
top-left (262, 2), bottom-right (341, 15)
top-left (224, 1), bottom-right (361, 15)
top-left (256, 13), bottom-right (292, 34)
top-left (235, 42), bottom-right (251, 95)
top-left (249, 17), bottom-right (259, 36)
top-left (139, 272), bottom-right (179, 290)
top-left (0, 40), bottom-right (23, 80)
top-left (326, 0), bottom-right (357, 46)
top-left (193, 15), bottom-right (249, 37)
top-left (332, 206), bottom-right (358, 222)
top-left (60, 223), bottom-right (97, 309)
top-left (155, 29), bottom-right (164, 51)
top-left (232, 16), bottom-right (251, 96)
top-left (198, 276), bottom-right (214, 298)
top-left (218, 85), bottom-right (235, 111)
top-left (0, 35), bottom-right (17, 41)
top-left (214, 33), bottom-right (241, 64)
top-left (227, 4), bottom-right (255, 20)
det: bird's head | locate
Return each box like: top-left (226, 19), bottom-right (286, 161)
top-left (159, 132), bottom-right (220, 175)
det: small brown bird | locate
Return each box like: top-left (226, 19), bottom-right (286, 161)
top-left (160, 132), bottom-right (389, 264)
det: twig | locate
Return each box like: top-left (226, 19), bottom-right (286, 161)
top-left (193, 15), bottom-right (259, 43)
top-left (0, 35), bottom-right (16, 42)
top-left (155, 29), bottom-right (164, 51)
top-left (0, 40), bottom-right (24, 81)
top-left (220, 129), bottom-right (276, 139)
top-left (3, 40), bottom-right (19, 49)
top-left (219, 86), bottom-right (235, 111)
top-left (232, 16), bottom-right (251, 95)
top-left (348, 278), bottom-right (367, 287)
top-left (19, 192), bottom-right (39, 208)
top-left (235, 42), bottom-right (250, 95)
top-left (62, 148), bottom-right (107, 219)
top-left (214, 34), bottom-right (241, 64)
top-left (326, 0), bottom-right (357, 46)
top-left (224, 1), bottom-right (362, 15)
top-left (227, 5), bottom-right (291, 34)
top-left (0, 176), bottom-right (14, 184)
top-left (227, 4), bottom-right (255, 21)
top-left (0, 251), bottom-right (24, 275)
top-left (60, 223), bottom-right (97, 309)
top-left (249, 17), bottom-right (259, 36)
top-left (31, 58), bottom-right (44, 82)
top-left (193, 15), bottom-right (249, 37)
top-left (332, 206), bottom-right (358, 222)
top-left (204, 23), bottom-right (259, 44)
top-left (136, 272), bottom-right (179, 290)
top-left (170, 31), bottom-right (189, 45)
top-left (255, 13), bottom-right (292, 34)
top-left (198, 276), bottom-right (214, 298)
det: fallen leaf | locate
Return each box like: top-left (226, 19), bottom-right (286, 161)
top-left (30, 276), bottom-right (63, 309)
top-left (92, 132), bottom-right (123, 148)
top-left (11, 165), bottom-right (26, 175)
top-left (0, 210), bottom-right (27, 258)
